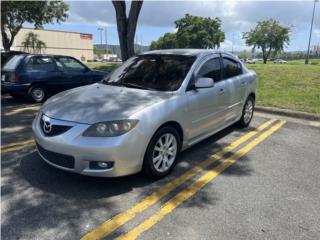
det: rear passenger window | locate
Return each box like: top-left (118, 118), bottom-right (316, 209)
top-left (197, 58), bottom-right (221, 82)
top-left (222, 58), bottom-right (242, 79)
top-left (26, 57), bottom-right (56, 72)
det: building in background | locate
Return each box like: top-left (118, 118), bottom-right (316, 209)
top-left (2, 28), bottom-right (94, 62)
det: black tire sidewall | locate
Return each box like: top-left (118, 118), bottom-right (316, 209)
top-left (28, 85), bottom-right (47, 103)
top-left (143, 126), bottom-right (181, 179)
top-left (239, 96), bottom-right (255, 127)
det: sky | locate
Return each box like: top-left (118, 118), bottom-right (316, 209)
top-left (28, 0), bottom-right (320, 52)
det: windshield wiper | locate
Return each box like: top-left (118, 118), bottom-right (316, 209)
top-left (122, 82), bottom-right (154, 90)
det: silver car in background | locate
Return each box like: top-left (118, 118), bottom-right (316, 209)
top-left (32, 49), bottom-right (256, 178)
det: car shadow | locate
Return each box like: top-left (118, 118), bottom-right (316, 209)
top-left (16, 122), bottom-right (254, 201)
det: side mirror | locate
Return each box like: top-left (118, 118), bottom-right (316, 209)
top-left (195, 77), bottom-right (214, 89)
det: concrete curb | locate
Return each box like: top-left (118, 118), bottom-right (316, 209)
top-left (255, 106), bottom-right (320, 121)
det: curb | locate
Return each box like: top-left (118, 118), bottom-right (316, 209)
top-left (255, 106), bottom-right (320, 121)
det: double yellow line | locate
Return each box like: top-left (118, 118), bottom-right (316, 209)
top-left (1, 139), bottom-right (35, 154)
top-left (82, 119), bottom-right (286, 240)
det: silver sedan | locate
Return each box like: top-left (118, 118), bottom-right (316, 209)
top-left (32, 49), bottom-right (256, 178)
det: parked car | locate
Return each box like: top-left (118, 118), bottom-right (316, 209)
top-left (1, 50), bottom-right (27, 68)
top-left (1, 54), bottom-right (108, 102)
top-left (33, 49), bottom-right (256, 179)
top-left (274, 59), bottom-right (287, 64)
top-left (245, 59), bottom-right (256, 64)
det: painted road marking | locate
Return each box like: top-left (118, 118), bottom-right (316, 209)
top-left (1, 139), bottom-right (35, 154)
top-left (4, 105), bottom-right (40, 116)
top-left (81, 119), bottom-right (276, 240)
top-left (116, 120), bottom-right (286, 240)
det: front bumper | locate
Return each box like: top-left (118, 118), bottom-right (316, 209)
top-left (32, 113), bottom-right (147, 177)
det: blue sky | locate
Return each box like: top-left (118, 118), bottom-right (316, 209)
top-left (26, 1), bottom-right (320, 52)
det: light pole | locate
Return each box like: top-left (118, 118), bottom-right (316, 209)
top-left (305, 0), bottom-right (318, 64)
top-left (105, 27), bottom-right (108, 55)
top-left (97, 27), bottom-right (104, 48)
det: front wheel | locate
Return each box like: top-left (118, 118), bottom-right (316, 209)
top-left (143, 126), bottom-right (181, 179)
top-left (238, 96), bottom-right (255, 128)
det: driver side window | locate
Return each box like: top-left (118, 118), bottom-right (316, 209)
top-left (197, 58), bottom-right (222, 82)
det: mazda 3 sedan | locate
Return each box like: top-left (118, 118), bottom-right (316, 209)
top-left (33, 49), bottom-right (256, 178)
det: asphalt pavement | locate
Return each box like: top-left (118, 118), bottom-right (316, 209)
top-left (1, 94), bottom-right (320, 240)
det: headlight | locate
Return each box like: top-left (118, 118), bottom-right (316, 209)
top-left (82, 120), bottom-right (139, 137)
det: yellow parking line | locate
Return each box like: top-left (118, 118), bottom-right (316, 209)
top-left (4, 105), bottom-right (40, 116)
top-left (1, 139), bottom-right (35, 154)
top-left (81, 119), bottom-right (276, 240)
top-left (116, 120), bottom-right (286, 240)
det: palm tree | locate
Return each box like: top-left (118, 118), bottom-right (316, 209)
top-left (21, 32), bottom-right (46, 54)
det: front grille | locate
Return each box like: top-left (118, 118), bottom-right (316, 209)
top-left (40, 117), bottom-right (72, 137)
top-left (36, 143), bottom-right (75, 169)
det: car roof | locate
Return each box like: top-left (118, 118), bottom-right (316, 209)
top-left (24, 54), bottom-right (69, 57)
top-left (140, 49), bottom-right (233, 57)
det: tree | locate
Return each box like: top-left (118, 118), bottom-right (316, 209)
top-left (150, 33), bottom-right (177, 50)
top-left (149, 14), bottom-right (225, 50)
top-left (238, 50), bottom-right (252, 60)
top-left (112, 0), bottom-right (143, 61)
top-left (22, 32), bottom-right (46, 54)
top-left (243, 19), bottom-right (291, 64)
top-left (175, 14), bottom-right (225, 49)
top-left (1, 1), bottom-right (68, 51)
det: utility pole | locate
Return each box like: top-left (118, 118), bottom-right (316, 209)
top-left (97, 27), bottom-right (104, 55)
top-left (305, 0), bottom-right (318, 64)
top-left (105, 27), bottom-right (108, 55)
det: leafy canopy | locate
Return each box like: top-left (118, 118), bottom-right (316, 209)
top-left (243, 19), bottom-right (291, 63)
top-left (1, 1), bottom-right (69, 50)
top-left (150, 14), bottom-right (225, 50)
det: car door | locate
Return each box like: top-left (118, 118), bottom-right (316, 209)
top-left (54, 56), bottom-right (89, 90)
top-left (221, 55), bottom-right (246, 121)
top-left (186, 55), bottom-right (230, 141)
top-left (24, 56), bottom-right (65, 93)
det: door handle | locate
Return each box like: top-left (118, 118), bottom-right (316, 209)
top-left (218, 88), bottom-right (225, 95)
top-left (241, 81), bottom-right (246, 86)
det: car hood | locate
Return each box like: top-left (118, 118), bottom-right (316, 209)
top-left (41, 83), bottom-right (173, 124)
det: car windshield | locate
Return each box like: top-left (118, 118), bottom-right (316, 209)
top-left (102, 54), bottom-right (196, 91)
top-left (2, 55), bottom-right (25, 70)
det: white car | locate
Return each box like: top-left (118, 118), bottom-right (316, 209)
top-left (274, 59), bottom-right (287, 64)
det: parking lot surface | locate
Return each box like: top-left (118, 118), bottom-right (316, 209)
top-left (1, 94), bottom-right (320, 240)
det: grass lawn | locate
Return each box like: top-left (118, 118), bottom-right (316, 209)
top-left (247, 60), bottom-right (320, 114)
top-left (86, 59), bottom-right (320, 114)
top-left (87, 62), bottom-right (119, 72)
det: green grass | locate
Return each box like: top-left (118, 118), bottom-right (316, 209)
top-left (86, 60), bottom-right (320, 114)
top-left (87, 62), bottom-right (119, 72)
top-left (247, 59), bottom-right (320, 114)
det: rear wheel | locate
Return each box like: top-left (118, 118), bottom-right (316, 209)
top-left (28, 85), bottom-right (47, 103)
top-left (238, 96), bottom-right (255, 128)
top-left (143, 126), bottom-right (181, 179)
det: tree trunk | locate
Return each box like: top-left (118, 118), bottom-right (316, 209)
top-left (112, 0), bottom-right (143, 61)
top-left (1, 25), bottom-right (11, 51)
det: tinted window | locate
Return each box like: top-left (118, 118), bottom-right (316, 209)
top-left (103, 54), bottom-right (196, 91)
top-left (222, 58), bottom-right (242, 79)
top-left (56, 57), bottom-right (86, 71)
top-left (197, 58), bottom-right (221, 81)
top-left (3, 55), bottom-right (25, 70)
top-left (26, 56), bottom-right (56, 72)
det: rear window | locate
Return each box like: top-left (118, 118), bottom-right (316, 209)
top-left (2, 55), bottom-right (25, 70)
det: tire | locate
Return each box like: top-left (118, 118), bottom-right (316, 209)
top-left (143, 126), bottom-right (181, 179)
top-left (28, 85), bottom-right (47, 103)
top-left (238, 96), bottom-right (255, 128)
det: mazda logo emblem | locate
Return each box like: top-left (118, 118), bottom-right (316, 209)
top-left (43, 120), bottom-right (52, 133)
top-left (42, 115), bottom-right (52, 134)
